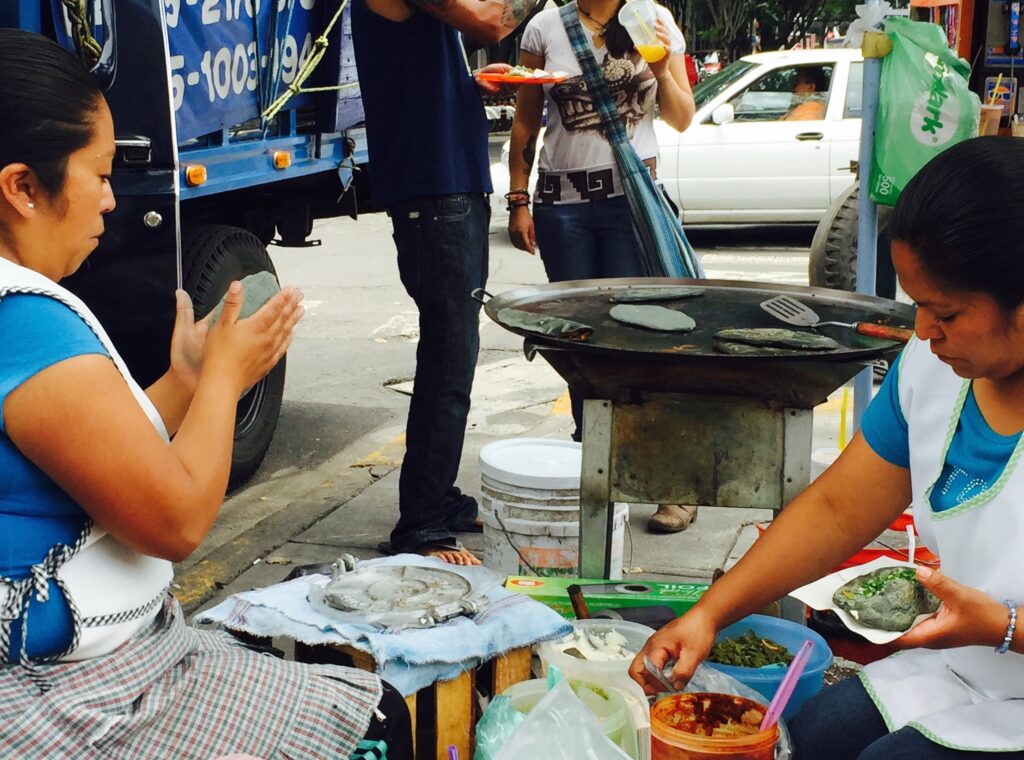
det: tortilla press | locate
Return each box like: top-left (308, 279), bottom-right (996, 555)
top-left (308, 555), bottom-right (485, 629)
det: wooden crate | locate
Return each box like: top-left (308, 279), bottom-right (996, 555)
top-left (295, 643), bottom-right (532, 760)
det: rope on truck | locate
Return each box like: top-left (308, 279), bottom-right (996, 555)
top-left (61, 0), bottom-right (102, 69)
top-left (261, 0), bottom-right (355, 121)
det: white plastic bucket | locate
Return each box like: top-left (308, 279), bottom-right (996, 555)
top-left (479, 439), bottom-right (628, 579)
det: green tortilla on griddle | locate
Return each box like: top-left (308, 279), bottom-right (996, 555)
top-left (715, 327), bottom-right (840, 351)
top-left (610, 286), bottom-right (706, 303)
top-left (497, 308), bottom-right (594, 341)
top-left (713, 340), bottom-right (805, 356)
top-left (609, 304), bottom-right (696, 333)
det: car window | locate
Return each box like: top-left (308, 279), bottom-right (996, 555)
top-left (844, 62), bottom-right (863, 118)
top-left (727, 65), bottom-right (834, 123)
top-left (692, 60), bottom-right (758, 110)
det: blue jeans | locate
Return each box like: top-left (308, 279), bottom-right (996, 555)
top-left (533, 196), bottom-right (644, 438)
top-left (789, 676), bottom-right (1024, 760)
top-left (387, 194), bottom-right (489, 551)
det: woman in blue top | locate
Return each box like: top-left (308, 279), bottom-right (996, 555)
top-left (631, 137), bottom-right (1024, 759)
top-left (0, 29), bottom-right (411, 759)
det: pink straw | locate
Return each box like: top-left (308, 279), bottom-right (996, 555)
top-left (759, 639), bottom-right (814, 730)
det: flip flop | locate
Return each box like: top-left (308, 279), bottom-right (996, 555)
top-left (377, 540), bottom-right (480, 565)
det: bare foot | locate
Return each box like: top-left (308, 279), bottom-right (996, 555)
top-left (420, 546), bottom-right (481, 566)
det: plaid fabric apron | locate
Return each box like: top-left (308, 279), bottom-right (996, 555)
top-left (0, 597), bottom-right (382, 759)
top-left (558, 2), bottom-right (704, 279)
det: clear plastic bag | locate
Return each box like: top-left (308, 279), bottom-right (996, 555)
top-left (657, 663), bottom-right (794, 760)
top-left (474, 696), bottom-right (525, 760)
top-left (492, 681), bottom-right (632, 760)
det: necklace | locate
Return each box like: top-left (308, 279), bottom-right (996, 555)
top-left (577, 2), bottom-right (611, 38)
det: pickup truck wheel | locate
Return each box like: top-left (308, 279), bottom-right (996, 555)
top-left (182, 224), bottom-right (286, 489)
top-left (809, 184), bottom-right (895, 299)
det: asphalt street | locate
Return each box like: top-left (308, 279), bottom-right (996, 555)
top-left (176, 136), bottom-right (826, 611)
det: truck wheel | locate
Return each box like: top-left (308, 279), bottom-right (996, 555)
top-left (809, 185), bottom-right (895, 298)
top-left (182, 225), bottom-right (286, 489)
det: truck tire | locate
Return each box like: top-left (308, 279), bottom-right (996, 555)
top-left (809, 185), bottom-right (895, 299)
top-left (182, 225), bottom-right (286, 489)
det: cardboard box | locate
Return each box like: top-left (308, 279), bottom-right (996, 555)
top-left (505, 576), bottom-right (708, 619)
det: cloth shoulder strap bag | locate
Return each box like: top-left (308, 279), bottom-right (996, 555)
top-left (558, 2), bottom-right (704, 279)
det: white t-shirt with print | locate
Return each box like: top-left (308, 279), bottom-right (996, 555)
top-left (520, 3), bottom-right (685, 203)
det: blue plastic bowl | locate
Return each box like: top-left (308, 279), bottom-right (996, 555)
top-left (704, 614), bottom-right (833, 720)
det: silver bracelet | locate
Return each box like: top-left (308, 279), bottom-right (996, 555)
top-left (996, 599), bottom-right (1017, 654)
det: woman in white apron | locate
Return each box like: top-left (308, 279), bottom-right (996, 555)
top-left (630, 136), bottom-right (1024, 759)
top-left (0, 30), bottom-right (411, 759)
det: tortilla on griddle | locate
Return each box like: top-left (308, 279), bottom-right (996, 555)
top-left (714, 327), bottom-right (840, 351)
top-left (610, 286), bottom-right (706, 304)
top-left (609, 304), bottom-right (696, 333)
top-left (497, 307), bottom-right (594, 341)
top-left (832, 567), bottom-right (940, 632)
top-left (713, 340), bottom-right (804, 356)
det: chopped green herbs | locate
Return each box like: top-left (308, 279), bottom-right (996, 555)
top-left (707, 630), bottom-right (794, 668)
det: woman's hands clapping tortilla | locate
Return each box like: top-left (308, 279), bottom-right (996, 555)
top-left (169, 289), bottom-right (213, 393)
top-left (629, 609), bottom-right (717, 695)
top-left (202, 281), bottom-right (304, 395)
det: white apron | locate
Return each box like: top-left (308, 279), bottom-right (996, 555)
top-left (0, 258), bottom-right (173, 663)
top-left (861, 337), bottom-right (1024, 751)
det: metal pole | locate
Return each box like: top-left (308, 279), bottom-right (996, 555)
top-left (853, 29), bottom-right (887, 430)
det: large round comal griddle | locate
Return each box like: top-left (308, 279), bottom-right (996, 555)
top-left (482, 278), bottom-right (915, 408)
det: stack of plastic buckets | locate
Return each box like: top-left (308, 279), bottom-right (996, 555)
top-left (478, 438), bottom-right (628, 578)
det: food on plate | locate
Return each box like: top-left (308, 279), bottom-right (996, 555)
top-left (610, 286), bottom-right (706, 303)
top-left (609, 304), bottom-right (696, 332)
top-left (652, 692), bottom-right (766, 738)
top-left (714, 327), bottom-right (841, 351)
top-left (708, 630), bottom-right (794, 668)
top-left (497, 307), bottom-right (593, 340)
top-left (506, 65), bottom-right (567, 79)
top-left (832, 566), bottom-right (941, 632)
top-left (555, 627), bottom-right (637, 661)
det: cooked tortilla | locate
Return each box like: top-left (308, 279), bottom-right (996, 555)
top-left (497, 307), bottom-right (594, 340)
top-left (832, 567), bottom-right (940, 632)
top-left (610, 287), bottom-right (706, 303)
top-left (609, 304), bottom-right (696, 333)
top-left (713, 340), bottom-right (804, 356)
top-left (714, 327), bottom-right (840, 351)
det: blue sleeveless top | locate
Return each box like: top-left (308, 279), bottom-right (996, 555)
top-left (351, 0), bottom-right (492, 208)
top-left (0, 294), bottom-right (108, 660)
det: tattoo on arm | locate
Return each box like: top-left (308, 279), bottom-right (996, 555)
top-left (500, 0), bottom-right (540, 30)
top-left (522, 134), bottom-right (537, 178)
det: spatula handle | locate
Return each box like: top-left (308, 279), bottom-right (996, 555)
top-left (856, 323), bottom-right (914, 342)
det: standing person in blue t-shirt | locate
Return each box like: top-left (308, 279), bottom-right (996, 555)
top-left (630, 138), bottom-right (1024, 759)
top-left (352, 0), bottom-right (539, 565)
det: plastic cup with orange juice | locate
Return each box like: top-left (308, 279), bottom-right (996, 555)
top-left (618, 0), bottom-right (667, 63)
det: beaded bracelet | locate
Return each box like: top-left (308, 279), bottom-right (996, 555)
top-left (997, 599), bottom-right (1017, 654)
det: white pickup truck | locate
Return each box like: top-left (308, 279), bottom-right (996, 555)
top-left (655, 48), bottom-right (864, 227)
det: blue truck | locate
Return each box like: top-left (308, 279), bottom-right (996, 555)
top-left (3, 0), bottom-right (369, 486)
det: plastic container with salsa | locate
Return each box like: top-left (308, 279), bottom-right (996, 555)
top-left (650, 692), bottom-right (779, 760)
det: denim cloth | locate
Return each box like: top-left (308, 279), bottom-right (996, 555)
top-left (789, 676), bottom-right (1024, 759)
top-left (387, 193), bottom-right (490, 550)
top-left (533, 195), bottom-right (644, 438)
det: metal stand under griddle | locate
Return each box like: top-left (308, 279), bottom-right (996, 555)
top-left (578, 394), bottom-right (811, 579)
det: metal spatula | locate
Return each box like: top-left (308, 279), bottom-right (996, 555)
top-left (760, 295), bottom-right (913, 343)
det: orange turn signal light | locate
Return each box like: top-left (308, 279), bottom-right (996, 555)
top-left (273, 151), bottom-right (292, 170)
top-left (184, 165), bottom-right (207, 187)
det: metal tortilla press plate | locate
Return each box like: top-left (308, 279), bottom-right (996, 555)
top-left (313, 564), bottom-right (481, 629)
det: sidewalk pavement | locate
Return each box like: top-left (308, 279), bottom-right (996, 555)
top-left (192, 349), bottom-right (853, 617)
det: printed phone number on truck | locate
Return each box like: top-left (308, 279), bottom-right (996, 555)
top-left (164, 0), bottom-right (317, 29)
top-left (169, 34), bottom-right (314, 111)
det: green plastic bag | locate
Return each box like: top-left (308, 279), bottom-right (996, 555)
top-left (869, 17), bottom-right (980, 206)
